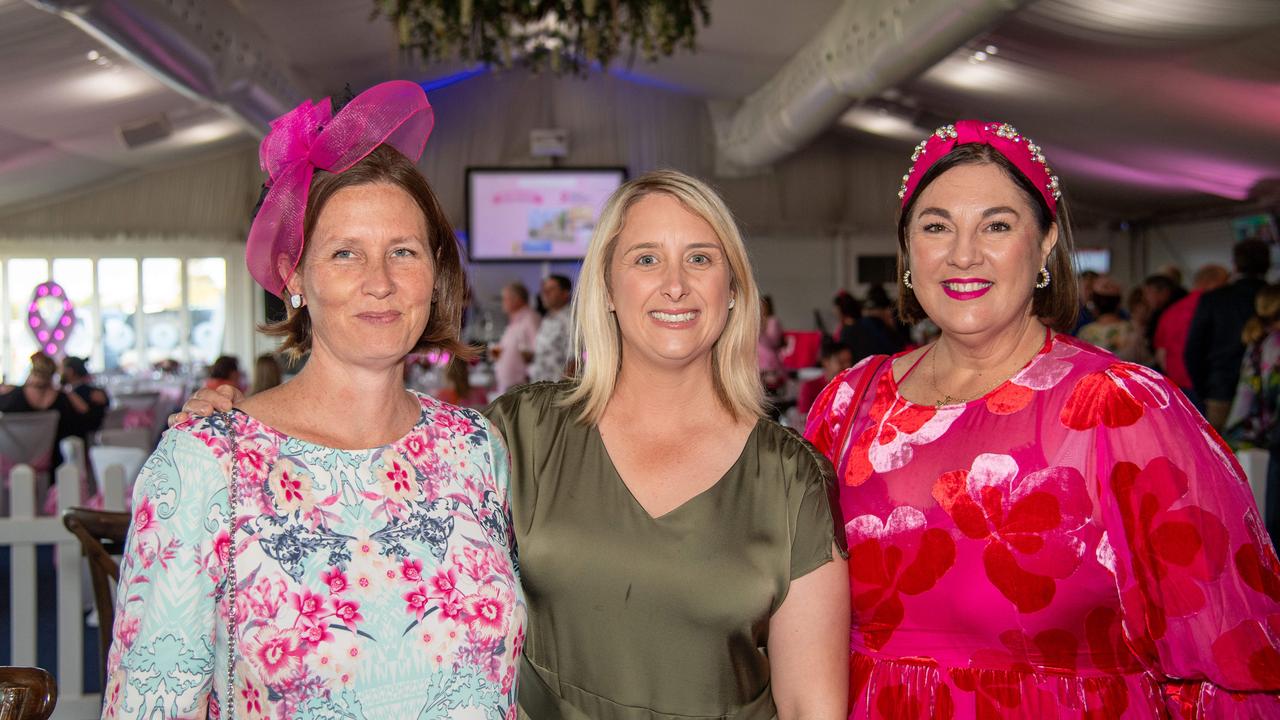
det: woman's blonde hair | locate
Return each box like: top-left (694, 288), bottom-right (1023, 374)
top-left (1243, 284), bottom-right (1280, 346)
top-left (564, 169), bottom-right (764, 425)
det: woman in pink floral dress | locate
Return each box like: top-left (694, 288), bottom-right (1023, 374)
top-left (806, 120), bottom-right (1280, 718)
top-left (102, 82), bottom-right (524, 719)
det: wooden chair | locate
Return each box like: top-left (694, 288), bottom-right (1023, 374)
top-left (0, 666), bottom-right (56, 720)
top-left (62, 508), bottom-right (131, 677)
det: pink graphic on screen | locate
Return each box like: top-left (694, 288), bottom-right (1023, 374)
top-left (469, 170), bottom-right (624, 260)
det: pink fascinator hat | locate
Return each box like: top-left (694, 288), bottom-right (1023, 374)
top-left (897, 120), bottom-right (1061, 217)
top-left (245, 80), bottom-right (435, 296)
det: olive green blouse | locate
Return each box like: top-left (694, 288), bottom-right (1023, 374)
top-left (484, 382), bottom-right (847, 720)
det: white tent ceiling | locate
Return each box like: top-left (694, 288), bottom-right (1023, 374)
top-left (2, 0), bottom-right (1279, 223)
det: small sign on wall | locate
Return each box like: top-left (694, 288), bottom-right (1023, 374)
top-left (530, 128), bottom-right (569, 158)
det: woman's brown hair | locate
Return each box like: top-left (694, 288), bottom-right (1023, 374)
top-left (895, 143), bottom-right (1079, 332)
top-left (260, 144), bottom-right (473, 362)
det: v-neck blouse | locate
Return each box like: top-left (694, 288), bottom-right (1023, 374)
top-left (591, 419), bottom-right (758, 521)
top-left (485, 381), bottom-right (846, 719)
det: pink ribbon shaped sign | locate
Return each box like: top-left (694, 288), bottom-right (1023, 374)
top-left (28, 280), bottom-right (76, 357)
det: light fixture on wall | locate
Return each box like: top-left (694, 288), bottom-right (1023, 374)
top-left (373, 0), bottom-right (711, 75)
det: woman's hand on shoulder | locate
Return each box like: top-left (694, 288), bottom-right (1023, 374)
top-left (167, 384), bottom-right (241, 427)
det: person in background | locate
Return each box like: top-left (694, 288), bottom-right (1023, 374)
top-left (528, 274), bottom-right (573, 382)
top-left (1226, 283), bottom-right (1280, 550)
top-left (1076, 275), bottom-right (1138, 359)
top-left (203, 354), bottom-right (241, 392)
top-left (796, 338), bottom-right (852, 416)
top-left (491, 281), bottom-right (539, 392)
top-left (434, 357), bottom-right (489, 408)
top-left (757, 295), bottom-right (786, 387)
top-left (833, 291), bottom-right (868, 363)
top-left (1121, 286), bottom-right (1155, 367)
top-left (58, 355), bottom-right (110, 438)
top-left (1140, 274), bottom-right (1187, 368)
top-left (1072, 268), bottom-right (1099, 334)
top-left (0, 352), bottom-right (90, 419)
top-left (861, 284), bottom-right (908, 355)
top-left (1154, 263), bottom-right (1230, 405)
top-left (250, 353), bottom-right (283, 395)
top-left (1155, 262), bottom-right (1184, 287)
top-left (807, 119), bottom-right (1280, 717)
top-left (1187, 238), bottom-right (1272, 429)
top-left (0, 352), bottom-right (91, 484)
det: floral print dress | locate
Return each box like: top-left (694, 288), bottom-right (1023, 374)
top-left (102, 392), bottom-right (525, 719)
top-left (805, 333), bottom-right (1280, 719)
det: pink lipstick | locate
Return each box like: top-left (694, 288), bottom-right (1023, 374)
top-left (940, 278), bottom-right (993, 301)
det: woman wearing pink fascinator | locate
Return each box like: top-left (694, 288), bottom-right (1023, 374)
top-left (805, 119), bottom-right (1280, 718)
top-left (103, 81), bottom-right (524, 718)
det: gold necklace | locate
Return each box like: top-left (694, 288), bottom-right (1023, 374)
top-left (927, 342), bottom-right (1033, 407)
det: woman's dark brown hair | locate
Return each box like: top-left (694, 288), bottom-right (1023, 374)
top-left (895, 143), bottom-right (1079, 332)
top-left (261, 144), bottom-right (474, 362)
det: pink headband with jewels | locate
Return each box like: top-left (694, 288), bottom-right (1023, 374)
top-left (898, 120), bottom-right (1061, 217)
top-left (245, 80), bottom-right (435, 296)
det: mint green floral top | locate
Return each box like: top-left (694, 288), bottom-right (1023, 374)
top-left (102, 392), bottom-right (524, 719)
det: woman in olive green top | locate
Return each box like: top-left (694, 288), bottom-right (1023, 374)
top-left (177, 170), bottom-right (849, 718)
top-left (485, 171), bottom-right (849, 718)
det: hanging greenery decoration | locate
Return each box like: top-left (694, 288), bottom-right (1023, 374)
top-left (374, 0), bottom-right (712, 75)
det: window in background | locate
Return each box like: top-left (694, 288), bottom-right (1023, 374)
top-left (187, 258), bottom-right (226, 366)
top-left (51, 258), bottom-right (97, 364)
top-left (98, 258), bottom-right (139, 372)
top-left (5, 258), bottom-right (49, 383)
top-left (141, 258), bottom-right (183, 366)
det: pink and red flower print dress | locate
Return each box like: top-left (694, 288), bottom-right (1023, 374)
top-left (806, 333), bottom-right (1280, 719)
top-left (102, 392), bottom-right (524, 719)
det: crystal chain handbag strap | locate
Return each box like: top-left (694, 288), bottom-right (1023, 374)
top-left (220, 410), bottom-right (240, 719)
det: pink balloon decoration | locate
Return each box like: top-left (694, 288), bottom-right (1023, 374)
top-left (27, 280), bottom-right (77, 358)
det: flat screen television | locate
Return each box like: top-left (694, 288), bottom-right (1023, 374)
top-left (466, 167), bottom-right (627, 261)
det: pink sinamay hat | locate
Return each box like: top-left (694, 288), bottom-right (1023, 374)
top-left (245, 80), bottom-right (435, 296)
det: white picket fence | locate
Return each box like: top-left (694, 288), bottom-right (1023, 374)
top-left (2, 443), bottom-right (129, 720)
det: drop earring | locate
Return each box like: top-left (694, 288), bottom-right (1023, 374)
top-left (902, 270), bottom-right (914, 290)
top-left (1035, 266), bottom-right (1051, 289)
top-left (290, 293), bottom-right (303, 309)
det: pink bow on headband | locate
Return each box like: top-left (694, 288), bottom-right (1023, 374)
top-left (898, 120), bottom-right (1061, 217)
top-left (245, 80), bottom-right (436, 296)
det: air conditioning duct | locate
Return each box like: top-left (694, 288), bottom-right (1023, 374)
top-left (28, 0), bottom-right (307, 135)
top-left (712, 0), bottom-right (1032, 170)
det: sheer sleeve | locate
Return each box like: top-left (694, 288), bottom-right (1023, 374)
top-left (802, 364), bottom-right (862, 458)
top-left (1085, 362), bottom-right (1280, 717)
top-left (102, 429), bottom-right (228, 719)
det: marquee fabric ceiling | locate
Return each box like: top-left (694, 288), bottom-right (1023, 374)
top-left (1, 0), bottom-right (1278, 223)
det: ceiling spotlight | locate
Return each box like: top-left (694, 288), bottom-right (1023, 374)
top-left (972, 50), bottom-right (989, 62)
top-left (86, 50), bottom-right (100, 61)
top-left (985, 44), bottom-right (999, 55)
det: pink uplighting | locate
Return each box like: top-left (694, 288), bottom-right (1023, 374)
top-left (1045, 144), bottom-right (1269, 200)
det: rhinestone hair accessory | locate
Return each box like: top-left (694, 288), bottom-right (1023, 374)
top-left (245, 80), bottom-right (435, 296)
top-left (898, 120), bottom-right (1061, 217)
